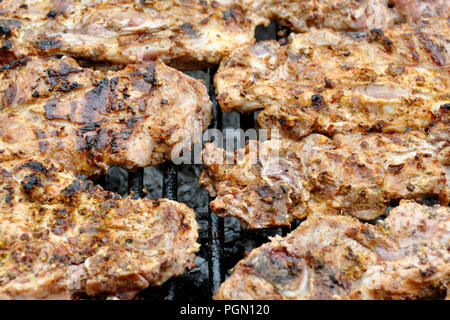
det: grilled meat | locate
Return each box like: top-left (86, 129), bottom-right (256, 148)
top-left (0, 157), bottom-right (199, 299)
top-left (215, 16), bottom-right (449, 140)
top-left (200, 130), bottom-right (449, 229)
top-left (0, 0), bottom-right (257, 70)
top-left (0, 56), bottom-right (212, 176)
top-left (245, 0), bottom-right (449, 32)
top-left (215, 200), bottom-right (449, 300)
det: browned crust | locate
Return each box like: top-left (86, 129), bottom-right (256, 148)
top-left (0, 158), bottom-right (199, 299)
top-left (215, 201), bottom-right (449, 300)
top-left (0, 56), bottom-right (212, 176)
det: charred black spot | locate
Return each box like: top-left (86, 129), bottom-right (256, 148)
top-left (46, 63), bottom-right (82, 92)
top-left (80, 122), bottom-right (101, 133)
top-left (358, 121), bottom-right (385, 133)
top-left (123, 88), bottom-right (130, 98)
top-left (406, 182), bottom-right (415, 192)
top-left (180, 22), bottom-right (196, 36)
top-left (0, 25), bottom-right (10, 35)
top-left (0, 57), bottom-right (30, 72)
top-left (21, 174), bottom-right (40, 192)
top-left (92, 78), bottom-right (110, 94)
top-left (62, 180), bottom-right (82, 197)
top-left (47, 69), bottom-right (59, 90)
top-left (36, 39), bottom-right (63, 50)
top-left (79, 128), bottom-right (109, 151)
top-left (82, 135), bottom-right (95, 151)
top-left (388, 163), bottom-right (405, 174)
top-left (329, 274), bottom-right (344, 289)
top-left (47, 10), bottom-right (57, 18)
top-left (143, 72), bottom-right (157, 85)
top-left (311, 94), bottom-right (326, 110)
top-left (124, 117), bottom-right (142, 129)
top-left (368, 29), bottom-right (393, 52)
top-left (83, 77), bottom-right (114, 122)
top-left (75, 174), bottom-right (93, 190)
top-left (110, 137), bottom-right (119, 153)
top-left (58, 62), bottom-right (81, 76)
top-left (1, 40), bottom-right (12, 50)
top-left (21, 161), bottom-right (48, 174)
top-left (64, 82), bottom-right (82, 92)
top-left (223, 10), bottom-right (237, 23)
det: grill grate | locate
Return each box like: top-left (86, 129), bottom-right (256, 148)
top-left (162, 162), bottom-right (178, 300)
top-left (128, 168), bottom-right (144, 199)
top-left (126, 24), bottom-right (290, 300)
top-left (207, 67), bottom-right (225, 297)
top-left (126, 67), bottom-right (226, 299)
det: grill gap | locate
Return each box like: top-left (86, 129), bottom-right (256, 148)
top-left (97, 23), bottom-right (293, 300)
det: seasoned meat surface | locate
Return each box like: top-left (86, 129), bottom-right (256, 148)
top-left (215, 201), bottom-right (450, 300)
top-left (0, 56), bottom-right (212, 176)
top-left (215, 17), bottom-right (449, 140)
top-left (200, 130), bottom-right (449, 229)
top-left (245, 0), bottom-right (449, 32)
top-left (0, 0), bottom-right (257, 70)
top-left (0, 158), bottom-right (199, 299)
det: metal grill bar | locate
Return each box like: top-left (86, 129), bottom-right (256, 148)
top-left (128, 167), bottom-right (144, 199)
top-left (207, 67), bottom-right (224, 297)
top-left (162, 162), bottom-right (178, 300)
top-left (162, 163), bottom-right (178, 200)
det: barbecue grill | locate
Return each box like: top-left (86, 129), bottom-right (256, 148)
top-left (92, 23), bottom-right (294, 300)
top-left (101, 21), bottom-right (431, 300)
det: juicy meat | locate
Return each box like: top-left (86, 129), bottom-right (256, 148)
top-left (215, 201), bottom-right (449, 300)
top-left (0, 158), bottom-right (199, 299)
top-left (200, 130), bottom-right (449, 229)
top-left (0, 56), bottom-right (212, 176)
top-left (0, 0), bottom-right (257, 70)
top-left (245, 0), bottom-right (449, 32)
top-left (215, 16), bottom-right (449, 140)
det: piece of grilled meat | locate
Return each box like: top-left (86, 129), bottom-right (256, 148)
top-left (245, 0), bottom-right (449, 32)
top-left (215, 16), bottom-right (449, 140)
top-left (0, 56), bottom-right (212, 176)
top-left (0, 157), bottom-right (199, 299)
top-left (215, 200), bottom-right (449, 300)
top-left (200, 129), bottom-right (449, 229)
top-left (0, 0), bottom-right (257, 70)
